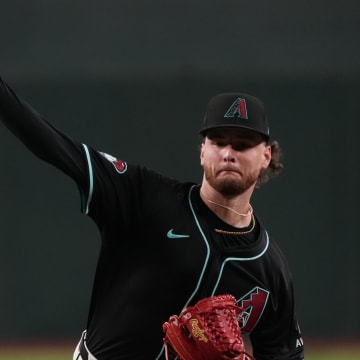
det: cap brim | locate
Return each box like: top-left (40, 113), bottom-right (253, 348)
top-left (199, 124), bottom-right (269, 140)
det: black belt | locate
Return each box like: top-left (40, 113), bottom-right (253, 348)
top-left (79, 331), bottom-right (89, 360)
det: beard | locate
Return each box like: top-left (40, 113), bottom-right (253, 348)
top-left (203, 165), bottom-right (260, 197)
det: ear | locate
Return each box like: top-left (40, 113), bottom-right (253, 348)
top-left (262, 145), bottom-right (272, 169)
top-left (200, 143), bottom-right (205, 165)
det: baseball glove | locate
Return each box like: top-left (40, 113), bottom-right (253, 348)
top-left (162, 294), bottom-right (255, 360)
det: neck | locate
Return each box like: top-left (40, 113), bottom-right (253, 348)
top-left (199, 185), bottom-right (253, 228)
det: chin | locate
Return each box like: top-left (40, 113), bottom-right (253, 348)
top-left (215, 180), bottom-right (245, 197)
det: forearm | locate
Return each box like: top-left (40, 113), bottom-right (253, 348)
top-left (0, 76), bottom-right (88, 185)
top-left (0, 77), bottom-right (67, 160)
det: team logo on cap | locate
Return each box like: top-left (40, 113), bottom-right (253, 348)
top-left (224, 98), bottom-right (248, 119)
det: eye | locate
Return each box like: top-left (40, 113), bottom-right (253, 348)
top-left (216, 141), bottom-right (227, 147)
top-left (210, 139), bottom-right (226, 147)
top-left (232, 142), bottom-right (252, 151)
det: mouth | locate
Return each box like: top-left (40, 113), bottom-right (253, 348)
top-left (218, 169), bottom-right (241, 176)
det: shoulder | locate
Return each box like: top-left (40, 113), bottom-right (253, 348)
top-left (256, 220), bottom-right (294, 277)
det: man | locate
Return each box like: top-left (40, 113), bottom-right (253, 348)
top-left (0, 77), bottom-right (304, 360)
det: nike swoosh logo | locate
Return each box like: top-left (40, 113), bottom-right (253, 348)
top-left (167, 229), bottom-right (190, 239)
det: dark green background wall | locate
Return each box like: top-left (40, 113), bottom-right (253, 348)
top-left (0, 0), bottom-right (359, 343)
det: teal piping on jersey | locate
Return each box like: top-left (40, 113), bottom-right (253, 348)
top-left (210, 232), bottom-right (270, 296)
top-left (155, 187), bottom-right (270, 359)
top-left (181, 184), bottom-right (213, 309)
top-left (81, 144), bottom-right (94, 215)
top-left (155, 184), bottom-right (212, 360)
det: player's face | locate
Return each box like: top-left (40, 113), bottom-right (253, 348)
top-left (200, 128), bottom-right (271, 196)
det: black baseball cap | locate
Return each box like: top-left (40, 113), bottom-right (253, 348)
top-left (199, 93), bottom-right (270, 140)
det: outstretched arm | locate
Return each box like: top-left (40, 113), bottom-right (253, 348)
top-left (0, 77), bottom-right (89, 188)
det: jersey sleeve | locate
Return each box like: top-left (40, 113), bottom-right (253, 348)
top-left (78, 146), bottom-right (171, 242)
top-left (0, 77), bottom-right (90, 205)
top-left (0, 76), bottom-right (177, 245)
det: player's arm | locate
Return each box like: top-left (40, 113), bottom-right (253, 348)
top-left (0, 76), bottom-right (88, 187)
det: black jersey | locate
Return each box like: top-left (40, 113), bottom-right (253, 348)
top-left (0, 78), bottom-right (304, 360)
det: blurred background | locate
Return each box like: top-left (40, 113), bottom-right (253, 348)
top-left (0, 0), bottom-right (359, 350)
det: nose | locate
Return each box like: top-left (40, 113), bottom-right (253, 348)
top-left (222, 145), bottom-right (235, 163)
